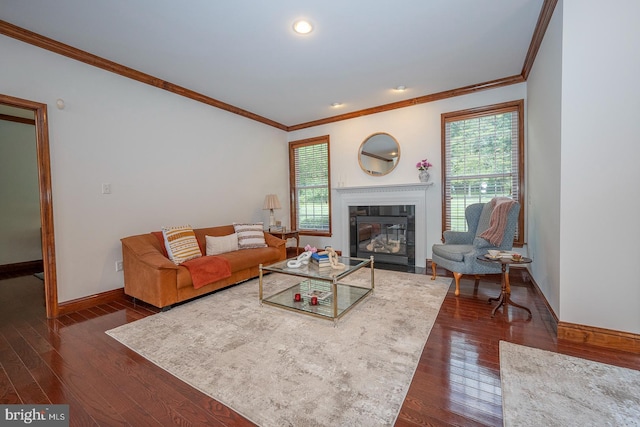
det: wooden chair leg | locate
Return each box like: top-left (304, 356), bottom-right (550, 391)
top-left (431, 261), bottom-right (438, 280)
top-left (453, 272), bottom-right (463, 296)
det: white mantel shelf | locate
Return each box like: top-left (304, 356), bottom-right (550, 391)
top-left (334, 182), bottom-right (434, 193)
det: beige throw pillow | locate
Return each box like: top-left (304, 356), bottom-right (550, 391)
top-left (162, 225), bottom-right (202, 265)
top-left (205, 234), bottom-right (239, 256)
top-left (233, 222), bottom-right (267, 249)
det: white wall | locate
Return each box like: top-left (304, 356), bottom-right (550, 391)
top-left (287, 83), bottom-right (527, 261)
top-left (0, 35), bottom-right (288, 302)
top-left (559, 0), bottom-right (640, 334)
top-left (526, 0), bottom-right (563, 315)
top-left (0, 119), bottom-right (41, 264)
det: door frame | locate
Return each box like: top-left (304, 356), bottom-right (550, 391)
top-left (1, 94), bottom-right (58, 318)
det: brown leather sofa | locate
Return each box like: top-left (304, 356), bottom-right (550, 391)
top-left (121, 225), bottom-right (286, 310)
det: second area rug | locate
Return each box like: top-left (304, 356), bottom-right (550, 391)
top-left (500, 341), bottom-right (640, 427)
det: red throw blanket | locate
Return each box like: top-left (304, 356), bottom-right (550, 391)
top-left (182, 256), bottom-right (232, 290)
top-left (479, 198), bottom-right (516, 246)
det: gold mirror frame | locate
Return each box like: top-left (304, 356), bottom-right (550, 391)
top-left (358, 132), bottom-right (400, 176)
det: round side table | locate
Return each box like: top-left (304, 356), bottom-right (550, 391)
top-left (477, 255), bottom-right (532, 318)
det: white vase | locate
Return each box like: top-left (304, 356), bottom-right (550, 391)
top-left (418, 170), bottom-right (430, 182)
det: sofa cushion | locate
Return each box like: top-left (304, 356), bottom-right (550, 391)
top-left (233, 222), bottom-right (267, 249)
top-left (219, 247), bottom-right (282, 271)
top-left (162, 225), bottom-right (202, 265)
top-left (206, 234), bottom-right (239, 255)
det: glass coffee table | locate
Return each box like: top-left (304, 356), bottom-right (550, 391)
top-left (259, 256), bottom-right (374, 323)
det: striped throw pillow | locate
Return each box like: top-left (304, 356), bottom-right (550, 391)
top-left (233, 223), bottom-right (267, 249)
top-left (162, 225), bottom-right (202, 265)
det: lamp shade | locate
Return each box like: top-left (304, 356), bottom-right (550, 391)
top-left (263, 194), bottom-right (281, 210)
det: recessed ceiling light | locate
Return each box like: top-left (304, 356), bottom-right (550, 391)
top-left (293, 20), bottom-right (313, 35)
top-left (331, 102), bottom-right (343, 108)
top-left (394, 85), bottom-right (407, 92)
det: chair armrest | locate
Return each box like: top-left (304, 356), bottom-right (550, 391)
top-left (121, 234), bottom-right (180, 308)
top-left (264, 233), bottom-right (287, 260)
top-left (264, 233), bottom-right (286, 248)
top-left (443, 230), bottom-right (474, 244)
top-left (137, 251), bottom-right (180, 270)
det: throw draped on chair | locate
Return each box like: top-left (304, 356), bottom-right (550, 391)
top-left (431, 199), bottom-right (520, 296)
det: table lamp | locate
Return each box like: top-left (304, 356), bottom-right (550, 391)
top-left (263, 194), bottom-right (281, 227)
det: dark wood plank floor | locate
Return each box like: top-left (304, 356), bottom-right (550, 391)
top-left (1, 267), bottom-right (639, 426)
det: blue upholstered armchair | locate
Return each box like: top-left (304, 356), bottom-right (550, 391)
top-left (431, 201), bottom-right (520, 296)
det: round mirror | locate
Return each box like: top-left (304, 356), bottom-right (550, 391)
top-left (358, 132), bottom-right (400, 176)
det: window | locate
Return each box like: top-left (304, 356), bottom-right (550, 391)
top-left (441, 100), bottom-right (524, 245)
top-left (289, 135), bottom-right (331, 236)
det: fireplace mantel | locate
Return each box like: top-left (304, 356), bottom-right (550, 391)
top-left (333, 183), bottom-right (433, 268)
top-left (335, 182), bottom-right (433, 194)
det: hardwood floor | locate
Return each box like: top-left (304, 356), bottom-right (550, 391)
top-left (1, 268), bottom-right (639, 426)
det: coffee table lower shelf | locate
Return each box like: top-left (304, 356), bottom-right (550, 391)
top-left (262, 279), bottom-right (372, 321)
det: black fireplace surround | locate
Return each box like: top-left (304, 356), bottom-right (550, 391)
top-left (349, 205), bottom-right (416, 266)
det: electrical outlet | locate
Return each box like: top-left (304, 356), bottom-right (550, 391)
top-left (115, 260), bottom-right (123, 272)
top-left (102, 183), bottom-right (112, 194)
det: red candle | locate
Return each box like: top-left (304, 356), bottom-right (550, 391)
top-left (310, 296), bottom-right (318, 305)
top-left (294, 293), bottom-right (301, 302)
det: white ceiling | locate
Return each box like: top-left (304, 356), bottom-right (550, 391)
top-left (0, 0), bottom-right (544, 127)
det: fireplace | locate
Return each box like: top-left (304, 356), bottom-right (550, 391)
top-left (335, 183), bottom-right (431, 269)
top-left (349, 205), bottom-right (415, 265)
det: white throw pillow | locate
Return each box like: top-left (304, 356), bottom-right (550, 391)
top-left (162, 225), bottom-right (202, 265)
top-left (205, 234), bottom-right (239, 256)
top-left (233, 222), bottom-right (267, 249)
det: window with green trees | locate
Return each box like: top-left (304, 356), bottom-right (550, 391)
top-left (441, 100), bottom-right (524, 245)
top-left (289, 135), bottom-right (331, 236)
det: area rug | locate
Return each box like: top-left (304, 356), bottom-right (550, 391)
top-left (106, 269), bottom-right (450, 426)
top-left (500, 341), bottom-right (640, 427)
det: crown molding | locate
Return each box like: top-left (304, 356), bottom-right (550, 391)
top-left (521, 0), bottom-right (558, 80)
top-left (287, 75), bottom-right (525, 131)
top-left (0, 19), bottom-right (288, 131)
top-left (2, 0), bottom-right (557, 132)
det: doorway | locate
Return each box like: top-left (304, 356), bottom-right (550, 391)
top-left (0, 94), bottom-right (58, 318)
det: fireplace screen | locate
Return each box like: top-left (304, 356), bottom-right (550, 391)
top-left (350, 205), bottom-right (415, 265)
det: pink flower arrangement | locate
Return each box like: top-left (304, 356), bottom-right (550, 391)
top-left (416, 159), bottom-right (433, 171)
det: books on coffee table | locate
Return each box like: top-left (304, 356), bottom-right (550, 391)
top-left (311, 252), bottom-right (329, 261)
top-left (310, 252), bottom-right (331, 268)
